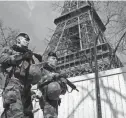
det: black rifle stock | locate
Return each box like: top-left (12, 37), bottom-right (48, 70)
top-left (59, 74), bottom-right (79, 92)
top-left (12, 45), bottom-right (42, 62)
top-left (38, 73), bottom-right (79, 92)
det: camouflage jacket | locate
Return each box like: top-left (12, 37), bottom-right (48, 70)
top-left (37, 62), bottom-right (68, 95)
top-left (0, 46), bottom-right (31, 85)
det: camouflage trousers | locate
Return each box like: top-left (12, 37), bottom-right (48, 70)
top-left (41, 99), bottom-right (58, 118)
top-left (1, 78), bottom-right (24, 118)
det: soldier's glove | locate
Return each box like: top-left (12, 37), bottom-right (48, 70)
top-left (22, 51), bottom-right (33, 60)
top-left (8, 51), bottom-right (32, 66)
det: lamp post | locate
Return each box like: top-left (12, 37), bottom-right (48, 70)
top-left (90, 2), bottom-right (103, 118)
top-left (94, 32), bottom-right (102, 118)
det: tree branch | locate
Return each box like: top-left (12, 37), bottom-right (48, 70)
top-left (0, 25), bottom-right (7, 46)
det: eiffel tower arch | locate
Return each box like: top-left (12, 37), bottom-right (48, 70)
top-left (43, 1), bottom-right (122, 78)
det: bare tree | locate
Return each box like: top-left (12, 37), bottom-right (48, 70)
top-left (0, 19), bottom-right (19, 49)
top-left (51, 1), bottom-right (63, 13)
top-left (94, 1), bottom-right (126, 50)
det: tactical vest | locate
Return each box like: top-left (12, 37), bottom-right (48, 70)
top-left (0, 46), bottom-right (31, 85)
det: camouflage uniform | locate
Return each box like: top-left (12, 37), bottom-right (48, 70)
top-left (42, 99), bottom-right (58, 118)
top-left (37, 63), bottom-right (67, 118)
top-left (1, 78), bottom-right (24, 118)
top-left (0, 46), bottom-right (33, 118)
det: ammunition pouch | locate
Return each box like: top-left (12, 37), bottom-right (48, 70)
top-left (3, 98), bottom-right (16, 109)
top-left (2, 87), bottom-right (17, 109)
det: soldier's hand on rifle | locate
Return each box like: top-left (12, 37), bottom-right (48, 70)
top-left (23, 51), bottom-right (33, 60)
top-left (3, 90), bottom-right (17, 108)
top-left (51, 73), bottom-right (60, 79)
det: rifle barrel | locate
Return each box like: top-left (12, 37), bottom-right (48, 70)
top-left (66, 79), bottom-right (79, 92)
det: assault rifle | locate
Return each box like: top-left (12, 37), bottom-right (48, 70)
top-left (57, 74), bottom-right (79, 92)
top-left (12, 45), bottom-right (42, 62)
top-left (38, 73), bottom-right (79, 92)
top-left (67, 78), bottom-right (79, 92)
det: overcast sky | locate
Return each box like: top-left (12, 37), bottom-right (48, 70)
top-left (0, 1), bottom-right (62, 54)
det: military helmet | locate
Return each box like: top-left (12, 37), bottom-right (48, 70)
top-left (16, 33), bottom-right (30, 41)
top-left (28, 63), bottom-right (43, 85)
top-left (47, 82), bottom-right (61, 100)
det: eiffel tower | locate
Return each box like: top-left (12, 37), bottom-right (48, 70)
top-left (43, 1), bottom-right (123, 78)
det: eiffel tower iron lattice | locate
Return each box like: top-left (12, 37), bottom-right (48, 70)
top-left (42, 1), bottom-right (123, 78)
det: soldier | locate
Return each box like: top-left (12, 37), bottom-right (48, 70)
top-left (0, 33), bottom-right (35, 118)
top-left (37, 52), bottom-right (68, 118)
